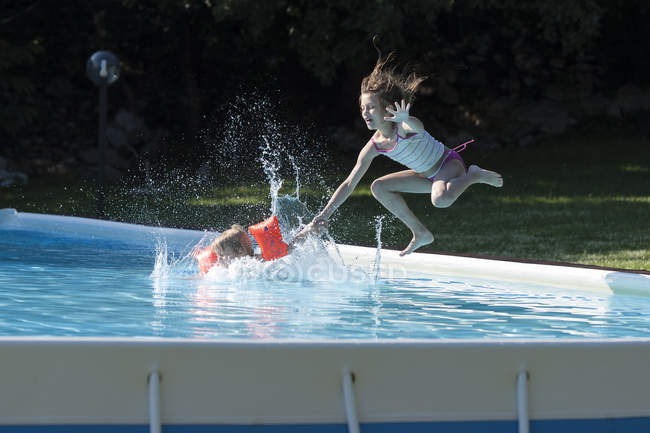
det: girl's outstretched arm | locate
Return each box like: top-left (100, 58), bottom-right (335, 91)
top-left (316, 140), bottom-right (378, 220)
top-left (301, 140), bottom-right (378, 234)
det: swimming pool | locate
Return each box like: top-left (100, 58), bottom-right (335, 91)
top-left (2, 208), bottom-right (650, 432)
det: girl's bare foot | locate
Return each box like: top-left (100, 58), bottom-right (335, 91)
top-left (468, 165), bottom-right (503, 187)
top-left (399, 230), bottom-right (434, 256)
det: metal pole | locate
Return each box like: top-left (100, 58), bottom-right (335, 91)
top-left (148, 371), bottom-right (161, 433)
top-left (97, 85), bottom-right (107, 217)
top-left (342, 370), bottom-right (360, 433)
top-left (517, 369), bottom-right (529, 433)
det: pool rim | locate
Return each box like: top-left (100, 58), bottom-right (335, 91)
top-left (2, 208), bottom-right (650, 297)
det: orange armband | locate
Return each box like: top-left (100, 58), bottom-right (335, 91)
top-left (193, 246), bottom-right (219, 276)
top-left (248, 215), bottom-right (288, 261)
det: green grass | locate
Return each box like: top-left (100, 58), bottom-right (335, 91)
top-left (2, 126), bottom-right (649, 271)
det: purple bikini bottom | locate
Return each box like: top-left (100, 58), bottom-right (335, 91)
top-left (426, 150), bottom-right (466, 182)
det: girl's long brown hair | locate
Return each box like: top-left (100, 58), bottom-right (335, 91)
top-left (360, 35), bottom-right (428, 108)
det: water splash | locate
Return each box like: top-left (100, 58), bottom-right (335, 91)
top-left (288, 155), bottom-right (300, 201)
top-left (372, 215), bottom-right (385, 282)
top-left (275, 194), bottom-right (312, 239)
top-left (260, 135), bottom-right (283, 217)
top-left (140, 90), bottom-right (371, 286)
top-left (150, 232), bottom-right (215, 281)
top-left (150, 239), bottom-right (171, 279)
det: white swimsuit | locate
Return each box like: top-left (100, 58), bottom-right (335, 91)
top-left (371, 129), bottom-right (445, 173)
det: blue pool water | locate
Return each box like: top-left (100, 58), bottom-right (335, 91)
top-left (2, 227), bottom-right (650, 339)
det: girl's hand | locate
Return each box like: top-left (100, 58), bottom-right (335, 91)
top-left (384, 99), bottom-right (411, 123)
top-left (310, 214), bottom-right (329, 234)
top-left (292, 216), bottom-right (328, 244)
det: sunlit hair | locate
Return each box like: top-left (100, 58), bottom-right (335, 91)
top-left (360, 35), bottom-right (427, 110)
top-left (211, 224), bottom-right (254, 257)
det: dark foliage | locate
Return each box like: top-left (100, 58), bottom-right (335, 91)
top-left (1, 0), bottom-right (648, 177)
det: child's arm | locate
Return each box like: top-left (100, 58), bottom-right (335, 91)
top-left (401, 115), bottom-right (424, 134)
top-left (287, 222), bottom-right (317, 251)
top-left (311, 140), bottom-right (378, 226)
top-left (293, 140), bottom-right (377, 241)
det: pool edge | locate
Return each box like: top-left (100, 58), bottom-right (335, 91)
top-left (2, 208), bottom-right (649, 296)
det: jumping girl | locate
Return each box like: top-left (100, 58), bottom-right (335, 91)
top-left (306, 40), bottom-right (503, 256)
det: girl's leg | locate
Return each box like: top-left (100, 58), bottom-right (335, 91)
top-left (431, 161), bottom-right (503, 208)
top-left (370, 170), bottom-right (434, 256)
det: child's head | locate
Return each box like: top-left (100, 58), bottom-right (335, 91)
top-left (211, 224), bottom-right (254, 260)
top-left (359, 37), bottom-right (427, 120)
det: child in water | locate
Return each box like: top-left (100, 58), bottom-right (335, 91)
top-left (304, 39), bottom-right (503, 256)
top-left (208, 220), bottom-right (318, 265)
top-left (210, 224), bottom-right (255, 263)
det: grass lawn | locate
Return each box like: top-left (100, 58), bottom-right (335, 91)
top-left (2, 122), bottom-right (648, 271)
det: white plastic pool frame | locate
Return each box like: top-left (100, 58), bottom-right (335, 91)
top-left (2, 208), bottom-right (650, 433)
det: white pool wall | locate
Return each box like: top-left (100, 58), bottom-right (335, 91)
top-left (2, 337), bottom-right (650, 427)
top-left (2, 208), bottom-right (649, 296)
